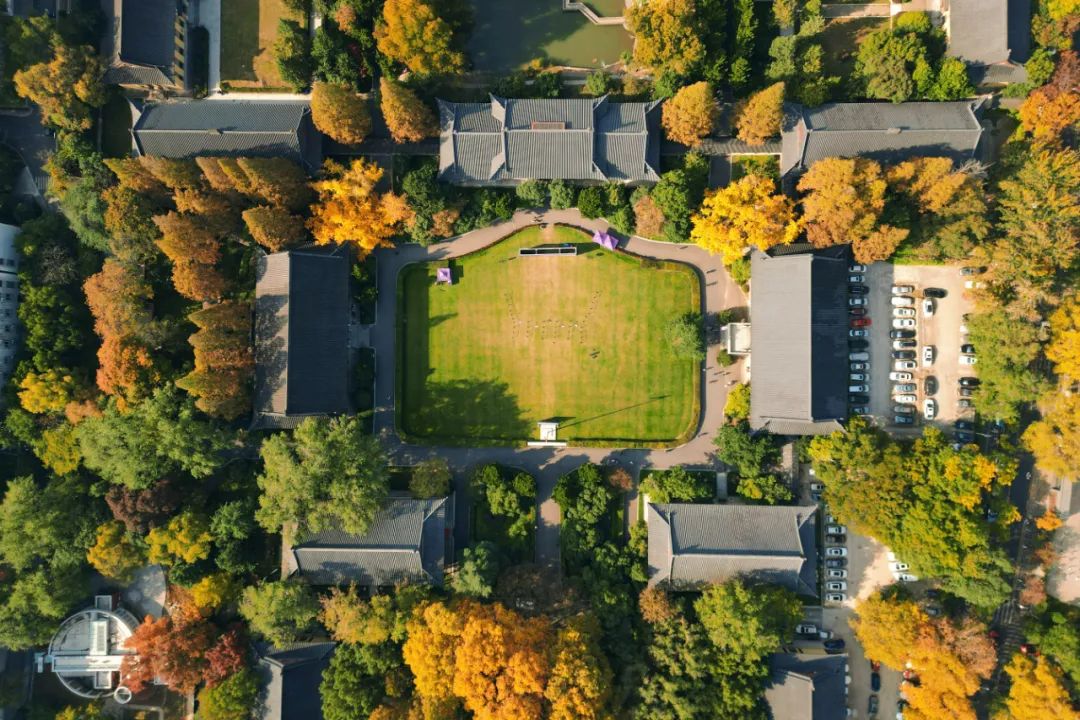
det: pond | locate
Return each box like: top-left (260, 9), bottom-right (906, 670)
top-left (467, 0), bottom-right (634, 71)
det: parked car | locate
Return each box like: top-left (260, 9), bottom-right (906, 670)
top-left (892, 285), bottom-right (914, 294)
top-left (924, 376), bottom-right (938, 395)
top-left (891, 295), bottom-right (915, 307)
top-left (890, 329), bottom-right (916, 339)
top-left (894, 404), bottom-right (915, 414)
top-left (849, 339), bottom-right (869, 350)
top-left (890, 371), bottom-right (913, 381)
top-left (894, 415), bottom-right (914, 425)
top-left (964, 279), bottom-right (986, 289)
top-left (850, 373), bottom-right (867, 382)
top-left (960, 354), bottom-right (977, 365)
top-left (818, 629), bottom-right (834, 640)
top-left (849, 352), bottom-right (870, 362)
top-left (850, 263), bottom-right (867, 273)
top-left (922, 298), bottom-right (935, 317)
top-left (893, 383), bottom-right (917, 393)
top-left (958, 399), bottom-right (974, 409)
top-left (825, 558), bottom-right (846, 568)
top-left (955, 420), bottom-right (974, 431)
top-left (825, 592), bottom-right (846, 603)
top-left (850, 307), bottom-right (868, 317)
top-left (850, 329), bottom-right (868, 338)
top-left (826, 534), bottom-right (847, 544)
top-left (895, 394), bottom-right (918, 404)
top-left (826, 581), bottom-right (847, 592)
top-left (894, 360), bottom-right (916, 370)
top-left (958, 387), bottom-right (974, 398)
top-left (823, 638), bottom-right (846, 653)
top-left (922, 345), bottom-right (935, 366)
top-left (960, 266), bottom-right (984, 276)
top-left (848, 384), bottom-right (869, 393)
top-left (851, 362), bottom-right (869, 371)
top-left (851, 406), bottom-right (869, 415)
top-left (849, 274), bottom-right (865, 283)
top-left (810, 482), bottom-right (826, 492)
top-left (849, 296), bottom-right (868, 307)
top-left (825, 547), bottom-right (848, 557)
top-left (893, 339), bottom-right (917, 350)
top-left (869, 695), bottom-right (879, 718)
top-left (892, 307), bottom-right (916, 318)
top-left (924, 287), bottom-right (946, 298)
top-left (795, 623), bottom-right (818, 635)
top-left (849, 393), bottom-right (870, 404)
top-left (923, 398), bottom-right (936, 420)
top-left (893, 350), bottom-right (916, 360)
top-left (961, 343), bottom-right (976, 355)
top-left (827, 524), bottom-right (847, 534)
top-left (890, 562), bottom-right (910, 572)
top-left (897, 573), bottom-right (919, 582)
top-left (957, 376), bottom-right (978, 388)
top-left (893, 318), bottom-right (916, 329)
top-left (851, 317), bottom-right (871, 328)
top-left (849, 284), bottom-right (869, 294)
top-left (827, 569), bottom-right (848, 579)
top-left (872, 672), bottom-right (881, 691)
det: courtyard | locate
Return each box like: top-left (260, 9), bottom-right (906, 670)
top-left (219, 0), bottom-right (296, 90)
top-left (466, 0), bottom-right (633, 71)
top-left (398, 225), bottom-right (700, 445)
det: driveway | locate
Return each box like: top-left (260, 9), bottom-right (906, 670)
top-left (365, 208), bottom-right (746, 570)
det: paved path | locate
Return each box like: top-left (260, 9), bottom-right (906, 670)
top-left (366, 209), bottom-right (746, 572)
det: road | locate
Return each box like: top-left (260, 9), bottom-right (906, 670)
top-left (364, 208), bottom-right (745, 571)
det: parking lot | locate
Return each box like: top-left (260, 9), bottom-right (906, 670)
top-left (858, 263), bottom-right (975, 435)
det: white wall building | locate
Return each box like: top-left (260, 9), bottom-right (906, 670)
top-left (0, 224), bottom-right (18, 391)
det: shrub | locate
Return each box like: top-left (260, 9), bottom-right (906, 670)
top-left (724, 383), bottom-right (751, 422)
top-left (584, 69), bottom-right (613, 96)
top-left (515, 180), bottom-right (548, 207)
top-left (666, 312), bottom-right (705, 361)
top-left (409, 458), bottom-right (452, 498)
top-left (640, 466), bottom-right (711, 503)
top-left (549, 180), bottom-right (576, 209)
top-left (577, 186), bottom-right (604, 218)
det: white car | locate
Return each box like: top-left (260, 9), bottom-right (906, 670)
top-left (825, 547), bottom-right (848, 557)
top-left (895, 394), bottom-right (917, 404)
top-left (850, 264), bottom-right (867, 273)
top-left (889, 562), bottom-right (910, 572)
top-left (892, 307), bottom-right (916, 318)
top-left (897, 573), bottom-right (919, 582)
top-left (960, 354), bottom-right (977, 365)
top-left (892, 285), bottom-right (914, 294)
top-left (893, 318), bottom-right (916, 329)
top-left (810, 482), bottom-right (825, 492)
top-left (849, 297), bottom-right (868, 307)
top-left (827, 569), bottom-right (848, 579)
top-left (894, 360), bottom-right (917, 371)
top-left (826, 581), bottom-right (848, 592)
top-left (795, 623), bottom-right (818, 635)
top-left (923, 345), bottom-right (935, 367)
top-left (850, 373), bottom-right (867, 382)
top-left (889, 371), bottom-right (913, 381)
top-left (964, 280), bottom-right (986, 290)
top-left (893, 339), bottom-right (916, 351)
top-left (923, 398), bottom-right (936, 420)
top-left (827, 525), bottom-right (847, 534)
top-left (922, 298), bottom-right (935, 317)
top-left (825, 593), bottom-right (846, 603)
top-left (826, 514), bottom-right (838, 524)
top-left (891, 295), bottom-right (915, 307)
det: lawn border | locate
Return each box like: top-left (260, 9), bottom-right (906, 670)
top-left (394, 223), bottom-right (703, 448)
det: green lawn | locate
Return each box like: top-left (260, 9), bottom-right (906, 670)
top-left (398, 225), bottom-right (700, 445)
top-left (219, 0), bottom-right (296, 89)
top-left (99, 92), bottom-right (133, 158)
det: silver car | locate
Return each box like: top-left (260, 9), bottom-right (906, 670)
top-left (895, 394), bottom-right (918, 404)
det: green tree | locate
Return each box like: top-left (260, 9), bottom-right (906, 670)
top-left (196, 668), bottom-right (258, 720)
top-left (273, 19), bottom-right (313, 91)
top-left (965, 311), bottom-right (1049, 423)
top-left (409, 458), bottom-right (452, 499)
top-left (239, 582), bottom-right (319, 647)
top-left (714, 422), bottom-right (780, 479)
top-left (929, 56), bottom-right (974, 100)
top-left (694, 578), bottom-right (801, 667)
top-left (256, 416), bottom-right (389, 541)
top-left (583, 69), bottom-right (613, 97)
top-left (14, 42), bottom-right (105, 131)
top-left (577, 186), bottom-right (604, 218)
top-left (640, 466), bottom-right (711, 503)
top-left (735, 474), bottom-right (793, 505)
top-left (210, 500), bottom-right (260, 576)
top-left (0, 565), bottom-right (86, 650)
top-left (549, 180), bottom-right (576, 210)
top-left (853, 15), bottom-right (940, 102)
top-left (515, 180), bottom-right (548, 207)
top-left (76, 387), bottom-right (232, 489)
top-left (451, 541), bottom-right (499, 598)
top-left (666, 312), bottom-right (705, 361)
top-left (321, 642), bottom-right (403, 720)
top-left (0, 476), bottom-right (98, 573)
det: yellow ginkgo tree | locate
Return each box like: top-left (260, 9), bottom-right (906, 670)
top-left (308, 159), bottom-right (413, 259)
top-left (689, 174), bottom-right (800, 265)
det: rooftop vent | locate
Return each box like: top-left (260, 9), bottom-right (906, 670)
top-left (886, 127), bottom-right (902, 135)
top-left (530, 121), bottom-right (566, 130)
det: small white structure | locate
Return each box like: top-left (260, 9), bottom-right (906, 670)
top-left (528, 421), bottom-right (567, 447)
top-left (40, 596), bottom-right (139, 700)
top-left (0, 223), bottom-right (18, 391)
top-left (722, 322), bottom-right (751, 356)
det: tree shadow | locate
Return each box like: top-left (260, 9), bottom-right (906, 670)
top-left (559, 395), bottom-right (670, 429)
top-left (219, 0), bottom-right (261, 82)
top-left (401, 378), bottom-right (532, 443)
top-left (428, 312), bottom-right (458, 328)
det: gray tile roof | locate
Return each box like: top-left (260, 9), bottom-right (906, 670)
top-left (288, 497), bottom-right (452, 587)
top-left (647, 503), bottom-right (818, 596)
top-left (253, 246), bottom-right (351, 430)
top-left (117, 0), bottom-right (178, 79)
top-left (765, 654), bottom-right (848, 720)
top-left (105, 63), bottom-right (174, 88)
top-left (749, 247), bottom-right (849, 436)
top-left (257, 642), bottom-right (335, 720)
top-left (132, 100), bottom-right (322, 170)
top-left (946, 0), bottom-right (1024, 66)
top-left (780, 101), bottom-right (985, 176)
top-left (438, 95), bottom-right (661, 184)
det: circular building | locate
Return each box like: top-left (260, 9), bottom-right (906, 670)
top-left (44, 597), bottom-right (139, 700)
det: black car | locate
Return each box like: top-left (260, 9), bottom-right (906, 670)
top-left (890, 329), bottom-right (916, 339)
top-left (955, 420), bottom-right (974, 431)
top-left (850, 393), bottom-right (870, 405)
top-left (961, 266), bottom-right (985, 276)
top-left (849, 338), bottom-right (869, 350)
top-left (893, 350), bottom-right (916, 360)
top-left (826, 533), bottom-right (847, 544)
top-left (825, 558), bottom-right (846, 568)
top-left (959, 387), bottom-right (974, 397)
top-left (894, 405), bottom-right (915, 414)
top-left (959, 376), bottom-right (980, 388)
top-left (823, 639), bottom-right (845, 653)
top-left (869, 695), bottom-right (879, 716)
top-left (924, 287), bottom-right (947, 298)
top-left (871, 672), bottom-right (882, 691)
top-left (848, 284), bottom-right (869, 294)
top-left (961, 343), bottom-right (977, 354)
top-left (924, 376), bottom-right (938, 396)
top-left (850, 307), bottom-right (868, 317)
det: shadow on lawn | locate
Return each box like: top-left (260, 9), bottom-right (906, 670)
top-left (559, 395), bottom-right (671, 430)
top-left (403, 378), bottom-right (531, 442)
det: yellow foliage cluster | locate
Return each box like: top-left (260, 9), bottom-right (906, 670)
top-left (735, 82), bottom-right (785, 146)
top-left (661, 81), bottom-right (718, 147)
top-left (1019, 85), bottom-right (1080, 141)
top-left (375, 0), bottom-right (465, 76)
top-left (146, 512), bottom-right (213, 566)
top-left (87, 520), bottom-right (146, 583)
top-left (1000, 654), bottom-right (1075, 720)
top-left (309, 159), bottom-right (413, 259)
top-left (189, 572), bottom-right (238, 613)
top-left (18, 369), bottom-right (79, 415)
top-left (311, 81), bottom-right (372, 145)
top-left (625, 0), bottom-right (704, 76)
top-left (380, 78), bottom-right (439, 144)
top-left (690, 175), bottom-right (800, 265)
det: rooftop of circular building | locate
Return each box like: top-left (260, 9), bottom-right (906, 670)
top-left (44, 595), bottom-right (139, 700)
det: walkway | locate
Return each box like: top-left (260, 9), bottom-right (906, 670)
top-left (366, 208), bottom-right (746, 573)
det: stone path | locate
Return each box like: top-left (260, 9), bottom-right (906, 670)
top-left (366, 208), bottom-right (746, 572)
